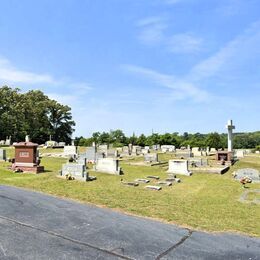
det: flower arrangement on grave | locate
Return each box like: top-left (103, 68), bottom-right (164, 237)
top-left (65, 173), bottom-right (75, 180)
top-left (240, 176), bottom-right (252, 188)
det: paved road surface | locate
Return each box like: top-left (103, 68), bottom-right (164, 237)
top-left (0, 185), bottom-right (259, 259)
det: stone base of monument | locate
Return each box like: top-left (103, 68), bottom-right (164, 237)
top-left (191, 166), bottom-right (230, 174)
top-left (216, 151), bottom-right (236, 165)
top-left (12, 165), bottom-right (44, 173)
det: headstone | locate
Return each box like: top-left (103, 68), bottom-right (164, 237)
top-left (121, 181), bottom-right (139, 187)
top-left (0, 149), bottom-right (6, 161)
top-left (128, 144), bottom-right (133, 154)
top-left (157, 181), bottom-right (172, 186)
top-left (188, 158), bottom-right (208, 167)
top-left (166, 177), bottom-right (181, 183)
top-left (144, 153), bottom-right (158, 163)
top-left (107, 149), bottom-right (118, 158)
top-left (131, 146), bottom-right (142, 155)
top-left (85, 147), bottom-right (96, 162)
top-left (25, 135), bottom-right (30, 142)
top-left (45, 140), bottom-right (58, 147)
top-left (152, 144), bottom-right (160, 150)
top-left (146, 175), bottom-right (160, 180)
top-left (216, 151), bottom-right (233, 162)
top-left (122, 146), bottom-right (130, 156)
top-left (167, 159), bottom-right (192, 176)
top-left (61, 163), bottom-right (88, 181)
top-left (235, 150), bottom-right (245, 158)
top-left (175, 149), bottom-right (192, 158)
top-left (135, 178), bottom-right (150, 183)
top-left (141, 148), bottom-right (149, 154)
top-left (95, 158), bottom-right (122, 175)
top-left (12, 142), bottom-right (44, 173)
top-left (63, 146), bottom-right (77, 157)
top-left (77, 157), bottom-right (87, 166)
top-left (144, 146), bottom-right (150, 151)
top-left (161, 145), bottom-right (175, 153)
top-left (5, 136), bottom-right (11, 146)
top-left (233, 168), bottom-right (260, 183)
top-left (192, 147), bottom-right (202, 156)
top-left (58, 142), bottom-right (66, 147)
top-left (98, 144), bottom-right (108, 154)
top-left (145, 185), bottom-right (162, 191)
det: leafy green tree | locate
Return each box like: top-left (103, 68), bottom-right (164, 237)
top-left (137, 134), bottom-right (147, 146)
top-left (205, 132), bottom-right (222, 149)
top-left (0, 86), bottom-right (75, 144)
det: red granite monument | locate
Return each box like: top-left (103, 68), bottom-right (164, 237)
top-left (12, 139), bottom-right (44, 173)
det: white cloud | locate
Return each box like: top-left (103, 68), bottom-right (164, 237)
top-left (126, 20), bottom-right (260, 106)
top-left (123, 64), bottom-right (210, 102)
top-left (163, 0), bottom-right (182, 4)
top-left (136, 16), bottom-right (167, 45)
top-left (0, 58), bottom-right (56, 85)
top-left (189, 20), bottom-right (260, 81)
top-left (136, 17), bottom-right (203, 54)
top-left (167, 33), bottom-right (203, 54)
top-left (0, 56), bottom-right (92, 93)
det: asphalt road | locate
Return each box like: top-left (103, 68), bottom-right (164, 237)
top-left (0, 185), bottom-right (259, 260)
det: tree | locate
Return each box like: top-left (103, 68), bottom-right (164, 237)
top-left (0, 86), bottom-right (75, 144)
top-left (205, 132), bottom-right (222, 149)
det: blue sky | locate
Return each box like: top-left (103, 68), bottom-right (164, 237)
top-left (0, 0), bottom-right (259, 137)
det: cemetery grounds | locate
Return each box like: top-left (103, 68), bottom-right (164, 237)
top-left (0, 147), bottom-right (259, 237)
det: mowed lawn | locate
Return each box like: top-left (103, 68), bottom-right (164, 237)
top-left (0, 147), bottom-right (259, 236)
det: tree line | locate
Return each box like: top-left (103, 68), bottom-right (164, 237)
top-left (0, 86), bottom-right (75, 144)
top-left (75, 130), bottom-right (260, 149)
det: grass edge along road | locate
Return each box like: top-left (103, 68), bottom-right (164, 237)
top-left (0, 149), bottom-right (259, 237)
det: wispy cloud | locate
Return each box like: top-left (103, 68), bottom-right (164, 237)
top-left (136, 16), bottom-right (167, 45)
top-left (0, 58), bottom-right (56, 85)
top-left (189, 20), bottom-right (260, 81)
top-left (126, 20), bottom-right (260, 104)
top-left (163, 0), bottom-right (182, 4)
top-left (136, 17), bottom-right (203, 54)
top-left (0, 57), bottom-right (92, 93)
top-left (123, 64), bottom-right (210, 102)
top-left (167, 33), bottom-right (203, 54)
top-left (216, 0), bottom-right (251, 16)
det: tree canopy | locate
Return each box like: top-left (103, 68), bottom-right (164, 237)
top-left (0, 86), bottom-right (75, 144)
top-left (75, 130), bottom-right (260, 149)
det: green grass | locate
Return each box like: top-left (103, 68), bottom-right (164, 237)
top-left (0, 149), bottom-right (259, 236)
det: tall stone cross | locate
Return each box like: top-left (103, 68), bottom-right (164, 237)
top-left (226, 120), bottom-right (235, 152)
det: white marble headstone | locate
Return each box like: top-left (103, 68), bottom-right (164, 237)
top-left (167, 160), bottom-right (192, 176)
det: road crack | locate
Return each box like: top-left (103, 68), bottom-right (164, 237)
top-left (0, 215), bottom-right (133, 260)
top-left (155, 229), bottom-right (193, 259)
